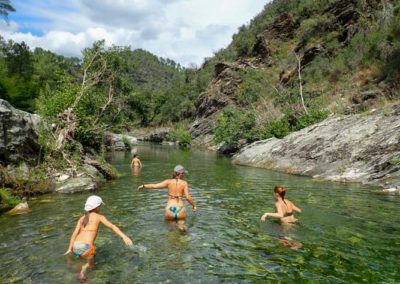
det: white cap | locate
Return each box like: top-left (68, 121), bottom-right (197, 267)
top-left (84, 195), bottom-right (105, 212)
top-left (174, 165), bottom-right (188, 174)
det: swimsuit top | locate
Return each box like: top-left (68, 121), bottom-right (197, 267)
top-left (282, 200), bottom-right (293, 218)
top-left (168, 179), bottom-right (182, 200)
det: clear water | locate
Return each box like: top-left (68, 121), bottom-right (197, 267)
top-left (1, 144), bottom-right (399, 283)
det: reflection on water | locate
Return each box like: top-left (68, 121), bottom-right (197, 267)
top-left (1, 144), bottom-right (400, 283)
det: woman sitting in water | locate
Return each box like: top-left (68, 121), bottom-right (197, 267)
top-left (260, 186), bottom-right (301, 223)
top-left (138, 165), bottom-right (197, 229)
top-left (64, 195), bottom-right (133, 281)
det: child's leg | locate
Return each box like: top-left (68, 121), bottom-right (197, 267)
top-left (79, 255), bottom-right (94, 280)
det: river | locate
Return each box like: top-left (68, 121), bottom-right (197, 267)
top-left (0, 144), bottom-right (399, 283)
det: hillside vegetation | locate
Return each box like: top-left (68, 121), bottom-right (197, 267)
top-left (190, 0), bottom-right (400, 148)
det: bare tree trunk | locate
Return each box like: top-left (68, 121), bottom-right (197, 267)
top-left (294, 51), bottom-right (308, 115)
top-left (93, 81), bottom-right (114, 125)
top-left (54, 108), bottom-right (76, 151)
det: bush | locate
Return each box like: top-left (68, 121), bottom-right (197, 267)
top-left (264, 117), bottom-right (291, 139)
top-left (263, 109), bottom-right (329, 139)
top-left (167, 125), bottom-right (192, 147)
top-left (0, 188), bottom-right (21, 207)
top-left (214, 108), bottom-right (258, 145)
top-left (121, 135), bottom-right (132, 150)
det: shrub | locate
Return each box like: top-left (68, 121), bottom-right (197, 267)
top-left (121, 135), bottom-right (132, 150)
top-left (262, 109), bottom-right (329, 139)
top-left (167, 125), bottom-right (192, 147)
top-left (264, 117), bottom-right (291, 139)
top-left (0, 188), bottom-right (21, 207)
top-left (214, 108), bottom-right (257, 145)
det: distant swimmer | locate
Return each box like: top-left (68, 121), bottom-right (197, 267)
top-left (138, 165), bottom-right (197, 231)
top-left (260, 186), bottom-right (301, 223)
top-left (64, 196), bottom-right (133, 281)
top-left (131, 154), bottom-right (142, 168)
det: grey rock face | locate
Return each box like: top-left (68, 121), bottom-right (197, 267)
top-left (232, 108), bottom-right (400, 188)
top-left (0, 99), bottom-right (41, 165)
top-left (105, 133), bottom-right (138, 151)
top-left (56, 177), bottom-right (97, 194)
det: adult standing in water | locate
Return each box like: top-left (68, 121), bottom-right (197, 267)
top-left (138, 165), bottom-right (197, 231)
top-left (260, 186), bottom-right (301, 223)
top-left (131, 154), bottom-right (142, 168)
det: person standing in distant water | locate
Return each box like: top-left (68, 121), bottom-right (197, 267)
top-left (131, 154), bottom-right (142, 168)
top-left (64, 195), bottom-right (133, 281)
top-left (138, 165), bottom-right (197, 231)
top-left (260, 186), bottom-right (301, 223)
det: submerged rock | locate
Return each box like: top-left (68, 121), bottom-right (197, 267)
top-left (232, 107), bottom-right (400, 188)
top-left (56, 177), bottom-right (97, 194)
top-left (6, 200), bottom-right (32, 215)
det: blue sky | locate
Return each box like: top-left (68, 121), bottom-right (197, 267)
top-left (0, 0), bottom-right (268, 66)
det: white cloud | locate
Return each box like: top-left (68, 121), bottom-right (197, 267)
top-left (1, 0), bottom-right (268, 66)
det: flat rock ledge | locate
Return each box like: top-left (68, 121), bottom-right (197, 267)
top-left (232, 107), bottom-right (400, 189)
top-left (55, 177), bottom-right (97, 194)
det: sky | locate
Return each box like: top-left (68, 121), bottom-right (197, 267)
top-left (0, 0), bottom-right (268, 67)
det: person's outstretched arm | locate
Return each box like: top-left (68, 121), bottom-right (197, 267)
top-left (100, 215), bottom-right (133, 247)
top-left (139, 160), bottom-right (143, 168)
top-left (138, 180), bottom-right (169, 191)
top-left (183, 183), bottom-right (197, 212)
top-left (260, 203), bottom-right (284, 221)
top-left (64, 217), bottom-right (82, 254)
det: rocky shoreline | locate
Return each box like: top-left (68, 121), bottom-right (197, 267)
top-left (232, 106), bottom-right (400, 190)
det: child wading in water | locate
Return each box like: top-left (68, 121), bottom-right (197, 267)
top-left (64, 195), bottom-right (133, 281)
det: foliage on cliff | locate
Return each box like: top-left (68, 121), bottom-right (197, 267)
top-left (192, 0), bottom-right (400, 146)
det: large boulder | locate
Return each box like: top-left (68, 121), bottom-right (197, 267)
top-left (140, 128), bottom-right (170, 143)
top-left (233, 106), bottom-right (400, 188)
top-left (55, 177), bottom-right (97, 194)
top-left (0, 99), bottom-right (41, 165)
top-left (105, 133), bottom-right (138, 151)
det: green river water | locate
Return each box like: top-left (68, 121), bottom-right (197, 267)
top-left (0, 144), bottom-right (399, 283)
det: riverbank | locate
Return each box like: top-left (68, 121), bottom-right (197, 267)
top-left (232, 105), bottom-right (400, 190)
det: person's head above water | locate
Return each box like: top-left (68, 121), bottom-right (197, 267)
top-left (173, 165), bottom-right (188, 178)
top-left (133, 154), bottom-right (138, 158)
top-left (84, 195), bottom-right (105, 212)
top-left (274, 186), bottom-right (286, 201)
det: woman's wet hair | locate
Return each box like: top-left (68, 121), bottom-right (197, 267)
top-left (274, 186), bottom-right (286, 200)
top-left (133, 154), bottom-right (137, 158)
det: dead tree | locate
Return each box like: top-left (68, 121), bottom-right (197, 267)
top-left (293, 51), bottom-right (309, 115)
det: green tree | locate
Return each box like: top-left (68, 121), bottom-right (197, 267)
top-left (0, 0), bottom-right (15, 22)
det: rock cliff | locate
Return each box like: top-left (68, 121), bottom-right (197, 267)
top-left (232, 106), bottom-right (400, 188)
top-left (0, 99), bottom-right (41, 165)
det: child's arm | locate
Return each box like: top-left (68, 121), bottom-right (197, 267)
top-left (64, 217), bottom-right (82, 255)
top-left (100, 215), bottom-right (133, 247)
top-left (138, 180), bottom-right (168, 191)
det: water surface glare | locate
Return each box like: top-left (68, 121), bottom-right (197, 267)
top-left (1, 144), bottom-right (399, 283)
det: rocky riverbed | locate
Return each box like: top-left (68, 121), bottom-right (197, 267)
top-left (232, 106), bottom-right (400, 189)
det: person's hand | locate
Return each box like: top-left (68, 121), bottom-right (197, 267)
top-left (260, 213), bottom-right (268, 222)
top-left (123, 236), bottom-right (133, 248)
top-left (137, 184), bottom-right (145, 191)
top-left (63, 249), bottom-right (72, 255)
top-left (192, 206), bottom-right (197, 212)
